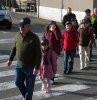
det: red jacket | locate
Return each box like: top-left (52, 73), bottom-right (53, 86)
top-left (42, 30), bottom-right (62, 55)
top-left (62, 28), bottom-right (79, 50)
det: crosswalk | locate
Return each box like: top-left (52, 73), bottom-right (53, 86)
top-left (0, 37), bottom-right (97, 100)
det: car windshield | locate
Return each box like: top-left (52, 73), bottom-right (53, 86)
top-left (0, 4), bottom-right (6, 10)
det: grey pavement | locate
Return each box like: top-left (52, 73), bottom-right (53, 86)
top-left (0, 12), bottom-right (97, 100)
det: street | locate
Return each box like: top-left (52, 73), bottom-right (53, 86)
top-left (0, 12), bottom-right (97, 100)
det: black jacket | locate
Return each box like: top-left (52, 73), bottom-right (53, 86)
top-left (62, 13), bottom-right (76, 26)
top-left (93, 18), bottom-right (97, 38)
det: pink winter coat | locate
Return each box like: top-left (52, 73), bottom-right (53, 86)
top-left (38, 48), bottom-right (57, 79)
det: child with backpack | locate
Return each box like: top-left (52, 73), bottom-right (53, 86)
top-left (42, 21), bottom-right (62, 84)
top-left (62, 21), bottom-right (79, 74)
top-left (77, 19), bottom-right (93, 70)
top-left (38, 38), bottom-right (57, 93)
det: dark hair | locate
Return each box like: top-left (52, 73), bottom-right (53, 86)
top-left (44, 24), bottom-right (61, 34)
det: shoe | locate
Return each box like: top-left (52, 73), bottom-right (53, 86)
top-left (45, 87), bottom-right (51, 93)
top-left (41, 84), bottom-right (46, 91)
top-left (80, 67), bottom-right (84, 70)
top-left (63, 69), bottom-right (67, 74)
top-left (67, 69), bottom-right (72, 74)
top-left (50, 80), bottom-right (54, 85)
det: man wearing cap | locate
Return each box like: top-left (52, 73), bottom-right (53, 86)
top-left (7, 17), bottom-right (42, 100)
top-left (81, 9), bottom-right (95, 24)
top-left (78, 19), bottom-right (93, 70)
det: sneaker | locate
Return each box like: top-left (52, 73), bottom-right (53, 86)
top-left (41, 84), bottom-right (46, 91)
top-left (50, 80), bottom-right (54, 85)
top-left (45, 87), bottom-right (51, 93)
top-left (80, 67), bottom-right (84, 70)
top-left (67, 69), bottom-right (72, 74)
top-left (63, 69), bottom-right (67, 74)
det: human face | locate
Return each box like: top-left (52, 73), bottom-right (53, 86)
top-left (94, 8), bottom-right (97, 15)
top-left (19, 24), bottom-right (30, 35)
top-left (85, 12), bottom-right (90, 17)
top-left (67, 8), bottom-right (72, 14)
top-left (81, 23), bottom-right (87, 28)
top-left (49, 24), bottom-right (56, 31)
top-left (65, 24), bottom-right (72, 31)
top-left (71, 21), bottom-right (76, 26)
top-left (41, 44), bottom-right (48, 50)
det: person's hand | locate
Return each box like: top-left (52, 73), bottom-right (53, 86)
top-left (33, 68), bottom-right (38, 75)
top-left (93, 34), bottom-right (96, 39)
top-left (7, 60), bottom-right (12, 66)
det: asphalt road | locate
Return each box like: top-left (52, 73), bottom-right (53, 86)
top-left (0, 12), bottom-right (97, 100)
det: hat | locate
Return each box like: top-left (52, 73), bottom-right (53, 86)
top-left (41, 38), bottom-right (49, 45)
top-left (18, 17), bottom-right (31, 26)
top-left (85, 9), bottom-right (91, 13)
top-left (86, 17), bottom-right (91, 23)
top-left (71, 18), bottom-right (76, 22)
top-left (49, 21), bottom-right (56, 25)
top-left (81, 19), bottom-right (87, 24)
top-left (65, 21), bottom-right (72, 26)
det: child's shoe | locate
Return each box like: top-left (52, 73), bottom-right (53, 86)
top-left (41, 84), bottom-right (46, 91)
top-left (50, 80), bottom-right (54, 85)
top-left (45, 87), bottom-right (51, 93)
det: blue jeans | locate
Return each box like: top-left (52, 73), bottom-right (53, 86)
top-left (15, 64), bottom-right (36, 100)
top-left (64, 50), bottom-right (75, 70)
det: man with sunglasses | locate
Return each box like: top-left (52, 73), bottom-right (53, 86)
top-left (7, 17), bottom-right (42, 100)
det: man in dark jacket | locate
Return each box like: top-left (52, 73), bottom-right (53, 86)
top-left (7, 17), bottom-right (42, 100)
top-left (62, 7), bottom-right (78, 27)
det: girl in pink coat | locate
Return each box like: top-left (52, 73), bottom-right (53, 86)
top-left (38, 38), bottom-right (57, 93)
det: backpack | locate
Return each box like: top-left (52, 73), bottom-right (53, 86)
top-left (77, 27), bottom-right (91, 35)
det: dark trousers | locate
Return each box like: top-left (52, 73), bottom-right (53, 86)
top-left (64, 50), bottom-right (75, 70)
top-left (15, 64), bottom-right (36, 100)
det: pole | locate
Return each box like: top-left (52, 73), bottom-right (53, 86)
top-left (6, 0), bottom-right (7, 7)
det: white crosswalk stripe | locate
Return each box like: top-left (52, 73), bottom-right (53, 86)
top-left (0, 38), bottom-right (92, 100)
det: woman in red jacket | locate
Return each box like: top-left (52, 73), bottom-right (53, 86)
top-left (42, 21), bottom-right (62, 84)
top-left (62, 21), bottom-right (79, 74)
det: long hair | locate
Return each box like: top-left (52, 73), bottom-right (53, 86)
top-left (44, 24), bottom-right (61, 34)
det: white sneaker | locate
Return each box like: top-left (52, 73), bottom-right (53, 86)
top-left (41, 84), bottom-right (46, 91)
top-left (80, 67), bottom-right (84, 70)
top-left (50, 80), bottom-right (54, 84)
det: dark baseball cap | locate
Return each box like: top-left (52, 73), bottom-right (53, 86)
top-left (18, 17), bottom-right (31, 26)
top-left (85, 9), bottom-right (91, 13)
top-left (81, 19), bottom-right (87, 24)
top-left (41, 38), bottom-right (49, 45)
top-left (49, 21), bottom-right (56, 25)
top-left (65, 21), bottom-right (72, 26)
top-left (71, 18), bottom-right (76, 22)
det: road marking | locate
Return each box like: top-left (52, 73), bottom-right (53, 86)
top-left (0, 60), bottom-right (17, 68)
top-left (0, 74), bottom-right (64, 91)
top-left (83, 96), bottom-right (97, 100)
top-left (33, 82), bottom-right (90, 100)
top-left (0, 70), bottom-right (14, 77)
top-left (0, 38), bottom-right (14, 44)
top-left (0, 55), bottom-right (9, 60)
top-left (0, 31), bottom-right (10, 34)
top-left (0, 82), bottom-right (90, 100)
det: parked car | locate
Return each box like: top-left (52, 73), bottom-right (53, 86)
top-left (0, 3), bottom-right (12, 29)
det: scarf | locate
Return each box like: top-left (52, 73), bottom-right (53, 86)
top-left (42, 47), bottom-right (50, 65)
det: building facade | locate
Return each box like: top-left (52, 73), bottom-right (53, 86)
top-left (37, 0), bottom-right (97, 23)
